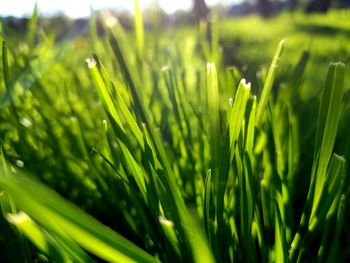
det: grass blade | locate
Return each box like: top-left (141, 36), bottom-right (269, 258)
top-left (256, 40), bottom-right (284, 125)
top-left (311, 62), bottom-right (345, 218)
top-left (7, 212), bottom-right (76, 263)
top-left (0, 172), bottom-right (158, 263)
top-left (207, 62), bottom-right (220, 166)
top-left (134, 0), bottom-right (144, 56)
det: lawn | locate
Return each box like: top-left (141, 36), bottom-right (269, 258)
top-left (0, 3), bottom-right (349, 262)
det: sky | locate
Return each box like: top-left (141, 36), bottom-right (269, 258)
top-left (0, 0), bottom-right (238, 18)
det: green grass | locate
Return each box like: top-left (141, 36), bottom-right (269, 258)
top-left (0, 4), bottom-right (349, 262)
top-left (219, 10), bottom-right (350, 97)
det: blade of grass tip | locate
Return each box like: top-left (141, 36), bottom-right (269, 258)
top-left (158, 215), bottom-right (180, 256)
top-left (109, 28), bottom-right (146, 122)
top-left (216, 79), bottom-right (251, 252)
top-left (290, 51), bottom-right (309, 91)
top-left (6, 212), bottom-right (73, 263)
top-left (134, 0), bottom-right (144, 57)
top-left (26, 2), bottom-right (38, 49)
top-left (86, 57), bottom-right (125, 133)
top-left (282, 50), bottom-right (310, 101)
top-left (0, 172), bottom-right (158, 263)
top-left (228, 79), bottom-right (251, 149)
top-left (311, 62), bottom-right (345, 217)
top-left (256, 40), bottom-right (285, 125)
top-left (216, 79), bottom-right (250, 260)
top-left (225, 67), bottom-right (240, 98)
top-left (314, 62), bottom-right (344, 167)
top-left (91, 54), bottom-right (145, 150)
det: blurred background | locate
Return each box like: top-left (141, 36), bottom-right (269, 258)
top-left (1, 0), bottom-right (350, 123)
top-left (2, 0), bottom-right (349, 72)
top-left (2, 0), bottom-right (350, 127)
top-left (2, 0), bottom-right (350, 22)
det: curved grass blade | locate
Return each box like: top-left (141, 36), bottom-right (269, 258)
top-left (289, 62), bottom-right (345, 262)
top-left (0, 147), bottom-right (32, 262)
top-left (0, 172), bottom-right (159, 263)
top-left (311, 62), bottom-right (345, 217)
top-left (7, 212), bottom-right (76, 263)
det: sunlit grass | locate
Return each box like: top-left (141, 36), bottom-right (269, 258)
top-left (0, 4), bottom-right (349, 262)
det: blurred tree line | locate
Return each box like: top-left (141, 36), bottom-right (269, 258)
top-left (2, 0), bottom-right (350, 39)
top-left (193, 0), bottom-right (350, 19)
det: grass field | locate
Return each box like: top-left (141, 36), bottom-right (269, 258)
top-left (219, 10), bottom-right (350, 95)
top-left (0, 3), bottom-right (349, 262)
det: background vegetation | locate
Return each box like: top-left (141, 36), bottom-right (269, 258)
top-left (0, 1), bottom-right (349, 262)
